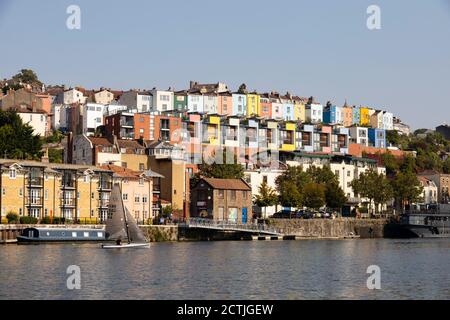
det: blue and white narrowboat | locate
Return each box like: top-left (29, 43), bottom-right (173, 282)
top-left (17, 227), bottom-right (106, 243)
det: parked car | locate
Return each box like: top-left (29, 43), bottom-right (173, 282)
top-left (296, 210), bottom-right (314, 219)
top-left (272, 210), bottom-right (295, 219)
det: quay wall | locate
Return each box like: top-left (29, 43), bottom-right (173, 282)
top-left (269, 218), bottom-right (398, 239)
top-left (139, 225), bottom-right (178, 242)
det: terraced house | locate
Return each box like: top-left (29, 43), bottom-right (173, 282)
top-left (0, 160), bottom-right (113, 222)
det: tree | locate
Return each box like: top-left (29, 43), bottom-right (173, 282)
top-left (11, 69), bottom-right (42, 86)
top-left (325, 183), bottom-right (347, 210)
top-left (302, 183), bottom-right (325, 210)
top-left (379, 151), bottom-right (400, 175)
top-left (48, 149), bottom-right (63, 163)
top-left (237, 83), bottom-right (248, 94)
top-left (390, 172), bottom-right (423, 212)
top-left (0, 110), bottom-right (43, 160)
top-left (372, 177), bottom-right (393, 214)
top-left (351, 169), bottom-right (391, 216)
top-left (278, 180), bottom-right (302, 208)
top-left (193, 151), bottom-right (244, 187)
top-left (306, 165), bottom-right (338, 185)
top-left (443, 158), bottom-right (450, 174)
top-left (253, 181), bottom-right (278, 218)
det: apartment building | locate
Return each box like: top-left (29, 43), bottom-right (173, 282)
top-left (0, 160), bottom-right (113, 222)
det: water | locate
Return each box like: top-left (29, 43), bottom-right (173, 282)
top-left (0, 239), bottom-right (449, 300)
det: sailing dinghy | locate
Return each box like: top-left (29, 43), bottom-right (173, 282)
top-left (101, 184), bottom-right (149, 249)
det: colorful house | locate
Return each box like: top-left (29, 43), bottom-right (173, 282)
top-left (218, 92), bottom-right (233, 116)
top-left (246, 92), bottom-right (260, 116)
top-left (259, 93), bottom-right (272, 118)
top-left (281, 93), bottom-right (295, 121)
top-left (368, 128), bottom-right (386, 148)
top-left (305, 97), bottom-right (323, 124)
top-left (323, 102), bottom-right (343, 125)
top-left (232, 93), bottom-right (247, 116)
top-left (342, 102), bottom-right (353, 127)
top-left (352, 107), bottom-right (360, 125)
top-left (293, 96), bottom-right (307, 122)
top-left (359, 107), bottom-right (371, 126)
top-left (279, 122), bottom-right (296, 152)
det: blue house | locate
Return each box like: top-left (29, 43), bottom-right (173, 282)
top-left (352, 107), bottom-right (360, 125)
top-left (368, 128), bottom-right (386, 148)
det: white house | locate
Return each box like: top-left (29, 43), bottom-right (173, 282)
top-left (349, 126), bottom-right (369, 146)
top-left (150, 88), bottom-right (174, 112)
top-left (382, 111), bottom-right (394, 130)
top-left (203, 94), bottom-right (218, 114)
top-left (94, 89), bottom-right (115, 105)
top-left (63, 88), bottom-right (86, 105)
top-left (83, 103), bottom-right (105, 135)
top-left (418, 176), bottom-right (438, 204)
top-left (118, 90), bottom-right (152, 113)
top-left (187, 93), bottom-right (204, 113)
top-left (18, 111), bottom-right (49, 137)
top-left (305, 102), bottom-right (323, 124)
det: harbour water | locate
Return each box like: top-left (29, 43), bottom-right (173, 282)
top-left (0, 239), bottom-right (449, 300)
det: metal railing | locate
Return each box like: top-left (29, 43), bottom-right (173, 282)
top-left (182, 217), bottom-right (283, 235)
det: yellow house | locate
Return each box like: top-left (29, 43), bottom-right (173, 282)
top-left (359, 107), bottom-right (371, 126)
top-left (294, 99), bottom-right (306, 122)
top-left (280, 122), bottom-right (296, 151)
top-left (246, 93), bottom-right (260, 116)
top-left (205, 115), bottom-right (221, 146)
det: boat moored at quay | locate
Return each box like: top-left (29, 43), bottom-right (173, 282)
top-left (400, 212), bottom-right (450, 238)
top-left (17, 227), bottom-right (106, 243)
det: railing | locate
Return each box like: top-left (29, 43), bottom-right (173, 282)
top-left (182, 217), bottom-right (282, 235)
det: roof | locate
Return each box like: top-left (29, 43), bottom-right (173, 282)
top-left (99, 164), bottom-right (144, 179)
top-left (117, 139), bottom-right (145, 149)
top-left (142, 169), bottom-right (164, 178)
top-left (88, 137), bottom-right (113, 147)
top-left (200, 178), bottom-right (251, 191)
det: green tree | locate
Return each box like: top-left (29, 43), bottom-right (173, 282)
top-left (253, 181), bottom-right (278, 217)
top-left (380, 151), bottom-right (400, 175)
top-left (325, 183), bottom-right (347, 210)
top-left (306, 165), bottom-right (338, 185)
top-left (48, 149), bottom-right (63, 163)
top-left (443, 158), bottom-right (450, 174)
top-left (11, 69), bottom-right (42, 86)
top-left (390, 172), bottom-right (423, 212)
top-left (0, 110), bottom-right (43, 160)
top-left (277, 180), bottom-right (302, 208)
top-left (275, 165), bottom-right (310, 208)
top-left (193, 151), bottom-right (244, 187)
top-left (351, 169), bottom-right (391, 216)
top-left (302, 183), bottom-right (325, 210)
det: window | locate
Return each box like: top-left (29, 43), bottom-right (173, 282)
top-left (91, 192), bottom-right (95, 199)
top-left (139, 177), bottom-right (144, 185)
top-left (77, 192), bottom-right (80, 199)
top-left (45, 189), bottom-right (48, 200)
top-left (139, 117), bottom-right (144, 123)
top-left (347, 171), bottom-right (351, 177)
top-left (45, 208), bottom-right (48, 216)
top-left (2, 188), bottom-right (5, 195)
top-left (142, 195), bottom-right (148, 203)
top-left (135, 195), bottom-right (140, 203)
top-left (19, 188), bottom-right (23, 197)
top-left (96, 117), bottom-right (101, 123)
top-left (230, 190), bottom-right (236, 200)
top-left (121, 162), bottom-right (127, 168)
top-left (335, 170), bottom-right (339, 176)
top-left (218, 190), bottom-right (224, 199)
top-left (139, 163), bottom-right (145, 171)
top-left (263, 176), bottom-right (268, 184)
top-left (123, 193), bottom-right (128, 201)
top-left (243, 191), bottom-right (247, 199)
top-left (9, 170), bottom-right (16, 179)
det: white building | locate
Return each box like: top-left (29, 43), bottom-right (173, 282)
top-left (417, 176), bottom-right (438, 204)
top-left (18, 111), bottom-right (49, 137)
top-left (83, 103), bottom-right (105, 135)
top-left (150, 88), bottom-right (174, 112)
top-left (71, 135), bottom-right (121, 166)
top-left (349, 126), bottom-right (369, 146)
top-left (51, 104), bottom-right (62, 130)
top-left (187, 93), bottom-right (204, 113)
top-left (203, 94), bottom-right (218, 114)
top-left (94, 89), bottom-right (115, 105)
top-left (118, 90), bottom-right (152, 113)
top-left (305, 102), bottom-right (323, 124)
top-left (63, 88), bottom-right (86, 105)
top-left (382, 111), bottom-right (394, 130)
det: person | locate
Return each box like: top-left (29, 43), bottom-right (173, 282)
top-left (116, 237), bottom-right (122, 246)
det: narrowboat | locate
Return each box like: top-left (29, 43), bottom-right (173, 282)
top-left (17, 227), bottom-right (106, 243)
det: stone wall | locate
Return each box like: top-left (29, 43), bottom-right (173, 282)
top-left (269, 218), bottom-right (393, 239)
top-left (139, 225), bottom-right (178, 242)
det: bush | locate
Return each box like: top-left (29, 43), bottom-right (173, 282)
top-left (19, 216), bottom-right (38, 224)
top-left (1, 217), bottom-right (8, 224)
top-left (6, 212), bottom-right (19, 224)
top-left (76, 217), bottom-right (100, 225)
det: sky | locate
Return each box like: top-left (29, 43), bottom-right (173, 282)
top-left (0, 0), bottom-right (449, 129)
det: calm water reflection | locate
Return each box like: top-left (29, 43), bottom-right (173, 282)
top-left (0, 239), bottom-right (449, 299)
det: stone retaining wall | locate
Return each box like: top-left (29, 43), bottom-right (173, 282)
top-left (139, 225), bottom-right (178, 242)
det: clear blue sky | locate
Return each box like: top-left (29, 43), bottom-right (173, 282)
top-left (1, 0), bottom-right (449, 129)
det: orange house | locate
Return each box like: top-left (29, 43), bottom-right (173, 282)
top-left (259, 93), bottom-right (272, 118)
top-left (218, 93), bottom-right (233, 116)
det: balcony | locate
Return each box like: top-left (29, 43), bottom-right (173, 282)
top-left (98, 199), bottom-right (110, 208)
top-left (60, 198), bottom-right (76, 208)
top-left (27, 177), bottom-right (44, 187)
top-left (26, 197), bottom-right (43, 206)
top-left (61, 181), bottom-right (76, 190)
top-left (98, 181), bottom-right (112, 191)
